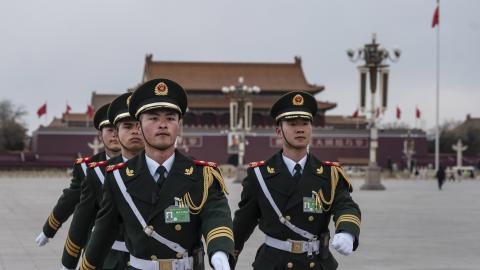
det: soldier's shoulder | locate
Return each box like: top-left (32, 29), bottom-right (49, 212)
top-left (74, 156), bottom-right (91, 165)
top-left (193, 160), bottom-right (218, 168)
top-left (106, 162), bottom-right (126, 172)
top-left (322, 161), bottom-right (342, 167)
top-left (248, 160), bottom-right (266, 168)
top-left (87, 160), bottom-right (108, 168)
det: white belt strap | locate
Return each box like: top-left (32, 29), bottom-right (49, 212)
top-left (80, 162), bottom-right (87, 176)
top-left (254, 167), bottom-right (317, 241)
top-left (129, 255), bottom-right (193, 270)
top-left (264, 235), bottom-right (320, 255)
top-left (94, 166), bottom-right (105, 184)
top-left (111, 240), bottom-right (128, 252)
top-left (112, 170), bottom-right (188, 255)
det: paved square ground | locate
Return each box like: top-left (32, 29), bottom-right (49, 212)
top-left (0, 175), bottom-right (479, 269)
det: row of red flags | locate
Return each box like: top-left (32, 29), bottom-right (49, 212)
top-left (37, 103), bottom-right (94, 118)
top-left (351, 106), bottom-right (421, 120)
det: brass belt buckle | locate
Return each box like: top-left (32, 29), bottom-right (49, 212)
top-left (158, 259), bottom-right (173, 270)
top-left (290, 241), bottom-right (303, 254)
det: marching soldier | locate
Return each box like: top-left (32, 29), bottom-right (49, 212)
top-left (80, 78), bottom-right (235, 270)
top-left (36, 104), bottom-right (121, 247)
top-left (233, 91), bottom-right (361, 270)
top-left (61, 93), bottom-right (144, 270)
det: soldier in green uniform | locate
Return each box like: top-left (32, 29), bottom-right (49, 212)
top-left (233, 91), bottom-right (361, 270)
top-left (80, 78), bottom-right (235, 270)
top-left (61, 93), bottom-right (145, 270)
top-left (36, 104), bottom-right (121, 247)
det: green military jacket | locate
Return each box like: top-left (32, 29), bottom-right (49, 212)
top-left (233, 151), bottom-right (361, 270)
top-left (80, 150), bottom-right (235, 270)
top-left (62, 155), bottom-right (129, 269)
top-left (42, 152), bottom-right (106, 238)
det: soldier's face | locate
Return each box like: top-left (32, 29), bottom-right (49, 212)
top-left (100, 126), bottom-right (120, 152)
top-left (116, 120), bottom-right (144, 152)
top-left (140, 109), bottom-right (181, 151)
top-left (276, 118), bottom-right (312, 149)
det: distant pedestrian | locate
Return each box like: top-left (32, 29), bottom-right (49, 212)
top-left (436, 165), bottom-right (446, 190)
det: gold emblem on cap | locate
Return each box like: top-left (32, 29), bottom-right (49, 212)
top-left (292, 94), bottom-right (304, 106)
top-left (126, 95), bottom-right (132, 106)
top-left (154, 82), bottom-right (169, 96)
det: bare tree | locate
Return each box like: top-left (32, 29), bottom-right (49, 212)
top-left (0, 100), bottom-right (28, 152)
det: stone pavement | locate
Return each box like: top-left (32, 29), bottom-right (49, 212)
top-left (0, 175), bottom-right (479, 270)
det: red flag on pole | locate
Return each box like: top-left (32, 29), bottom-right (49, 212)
top-left (432, 2), bottom-right (439, 28)
top-left (352, 109), bottom-right (359, 118)
top-left (87, 105), bottom-right (94, 118)
top-left (416, 107), bottom-right (421, 119)
top-left (65, 104), bottom-right (72, 114)
top-left (37, 103), bottom-right (47, 118)
top-left (396, 106), bottom-right (401, 120)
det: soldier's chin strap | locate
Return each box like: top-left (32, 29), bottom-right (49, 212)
top-left (137, 111), bottom-right (183, 152)
top-left (116, 126), bottom-right (139, 154)
top-left (280, 122), bottom-right (295, 149)
top-left (138, 122), bottom-right (165, 152)
top-left (279, 117), bottom-right (312, 150)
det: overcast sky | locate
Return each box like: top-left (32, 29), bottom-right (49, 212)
top-left (1, 0), bottom-right (479, 134)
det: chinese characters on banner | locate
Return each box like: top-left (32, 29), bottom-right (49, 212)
top-left (270, 137), bottom-right (368, 148)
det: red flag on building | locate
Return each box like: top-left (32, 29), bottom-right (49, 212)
top-left (65, 104), bottom-right (72, 114)
top-left (432, 1), bottom-right (439, 28)
top-left (87, 105), bottom-right (94, 118)
top-left (37, 103), bottom-right (47, 118)
top-left (416, 107), bottom-right (421, 119)
top-left (352, 109), bottom-right (359, 118)
top-left (396, 106), bottom-right (401, 120)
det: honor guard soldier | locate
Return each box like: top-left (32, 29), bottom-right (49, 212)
top-left (80, 79), bottom-right (235, 270)
top-left (233, 91), bottom-right (361, 270)
top-left (36, 104), bottom-right (121, 247)
top-left (61, 93), bottom-right (145, 270)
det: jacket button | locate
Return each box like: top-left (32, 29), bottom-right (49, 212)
top-left (310, 262), bottom-right (316, 268)
top-left (308, 216), bottom-right (314, 221)
top-left (176, 252), bottom-right (183, 259)
top-left (287, 262), bottom-right (294, 268)
top-left (175, 224), bottom-right (182, 231)
top-left (285, 215), bottom-right (291, 221)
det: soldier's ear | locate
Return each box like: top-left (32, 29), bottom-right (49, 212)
top-left (97, 131), bottom-right (103, 143)
top-left (275, 126), bottom-right (282, 138)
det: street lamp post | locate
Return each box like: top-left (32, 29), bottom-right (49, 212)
top-left (347, 33), bottom-right (401, 190)
top-left (222, 77), bottom-right (260, 181)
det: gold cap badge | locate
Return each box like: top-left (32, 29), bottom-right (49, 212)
top-left (154, 82), bottom-right (168, 96)
top-left (292, 94), bottom-right (304, 106)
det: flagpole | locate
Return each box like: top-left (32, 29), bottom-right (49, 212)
top-left (434, 0), bottom-right (440, 171)
top-left (44, 101), bottom-right (48, 126)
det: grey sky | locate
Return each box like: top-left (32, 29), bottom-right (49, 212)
top-left (1, 0), bottom-right (479, 134)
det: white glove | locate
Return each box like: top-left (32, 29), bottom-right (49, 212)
top-left (211, 251), bottom-right (230, 270)
top-left (331, 232), bottom-right (354, 256)
top-left (35, 232), bottom-right (49, 247)
top-left (60, 266), bottom-right (74, 270)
